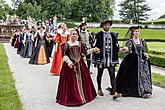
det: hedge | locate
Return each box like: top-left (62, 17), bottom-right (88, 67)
top-left (149, 50), bottom-right (165, 56)
top-left (118, 39), bottom-right (165, 42)
top-left (149, 54), bottom-right (165, 67)
top-left (118, 52), bottom-right (165, 68)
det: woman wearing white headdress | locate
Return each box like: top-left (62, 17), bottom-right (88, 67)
top-left (50, 23), bottom-right (70, 76)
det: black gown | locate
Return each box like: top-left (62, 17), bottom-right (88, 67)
top-left (11, 34), bottom-right (17, 46)
top-left (116, 39), bottom-right (152, 97)
top-left (29, 32), bottom-right (50, 65)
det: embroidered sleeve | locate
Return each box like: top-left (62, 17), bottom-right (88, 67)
top-left (62, 44), bottom-right (73, 65)
top-left (94, 33), bottom-right (100, 48)
top-left (141, 39), bottom-right (148, 53)
top-left (125, 40), bottom-right (132, 53)
top-left (114, 33), bottom-right (119, 51)
top-left (63, 55), bottom-right (73, 65)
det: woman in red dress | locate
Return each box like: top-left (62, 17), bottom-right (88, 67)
top-left (50, 23), bottom-right (70, 75)
top-left (56, 29), bottom-right (99, 106)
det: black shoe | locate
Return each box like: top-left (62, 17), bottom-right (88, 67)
top-left (142, 94), bottom-right (148, 99)
top-left (106, 87), bottom-right (112, 92)
top-left (113, 93), bottom-right (121, 100)
top-left (113, 95), bottom-right (118, 100)
top-left (106, 87), bottom-right (115, 95)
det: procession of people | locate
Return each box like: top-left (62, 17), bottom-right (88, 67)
top-left (10, 17), bottom-right (152, 106)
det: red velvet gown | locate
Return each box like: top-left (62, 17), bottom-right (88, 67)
top-left (56, 42), bottom-right (97, 106)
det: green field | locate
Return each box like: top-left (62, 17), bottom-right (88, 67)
top-left (88, 28), bottom-right (165, 39)
top-left (88, 28), bottom-right (165, 53)
top-left (0, 44), bottom-right (22, 110)
top-left (147, 42), bottom-right (165, 52)
top-left (152, 73), bottom-right (165, 88)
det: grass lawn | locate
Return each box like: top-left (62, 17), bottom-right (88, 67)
top-left (88, 28), bottom-right (165, 39)
top-left (152, 73), bottom-right (165, 88)
top-left (88, 28), bottom-right (165, 52)
top-left (147, 42), bottom-right (165, 53)
top-left (0, 44), bottom-right (22, 110)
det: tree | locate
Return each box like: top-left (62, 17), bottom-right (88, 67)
top-left (70, 0), bottom-right (115, 21)
top-left (119, 0), bottom-right (151, 24)
top-left (159, 14), bottom-right (165, 19)
top-left (13, 0), bottom-right (115, 22)
top-left (16, 2), bottom-right (47, 21)
top-left (0, 0), bottom-right (15, 20)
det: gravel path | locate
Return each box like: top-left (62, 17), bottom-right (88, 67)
top-left (4, 43), bottom-right (165, 110)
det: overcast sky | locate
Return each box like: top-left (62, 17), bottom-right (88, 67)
top-left (114, 0), bottom-right (165, 20)
top-left (5, 0), bottom-right (165, 21)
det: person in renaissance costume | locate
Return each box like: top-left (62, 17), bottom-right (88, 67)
top-left (29, 26), bottom-right (50, 65)
top-left (11, 30), bottom-right (17, 46)
top-left (20, 28), bottom-right (34, 58)
top-left (11, 29), bottom-right (19, 48)
top-left (17, 28), bottom-right (26, 54)
top-left (77, 22), bottom-right (94, 74)
top-left (56, 29), bottom-right (99, 106)
top-left (92, 20), bottom-right (125, 99)
top-left (114, 26), bottom-right (152, 99)
top-left (47, 29), bottom-right (55, 57)
top-left (50, 23), bottom-right (63, 57)
top-left (50, 23), bottom-right (70, 76)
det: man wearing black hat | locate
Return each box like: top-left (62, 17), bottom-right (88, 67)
top-left (93, 20), bottom-right (124, 98)
top-left (78, 22), bottom-right (94, 74)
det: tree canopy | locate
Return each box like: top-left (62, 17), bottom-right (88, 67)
top-left (119, 0), bottom-right (151, 24)
top-left (11, 0), bottom-right (115, 22)
top-left (0, 0), bottom-right (14, 20)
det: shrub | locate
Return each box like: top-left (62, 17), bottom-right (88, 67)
top-left (149, 50), bottom-right (165, 56)
top-left (149, 54), bottom-right (165, 67)
top-left (144, 25), bottom-right (148, 29)
top-left (119, 52), bottom-right (165, 67)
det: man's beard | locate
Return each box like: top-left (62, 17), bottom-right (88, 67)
top-left (103, 28), bottom-right (110, 32)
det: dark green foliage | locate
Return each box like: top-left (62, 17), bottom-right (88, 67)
top-left (13, 0), bottom-right (115, 22)
top-left (149, 54), bottom-right (165, 67)
top-left (119, 0), bottom-right (151, 24)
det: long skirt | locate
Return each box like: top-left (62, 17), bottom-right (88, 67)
top-left (116, 53), bottom-right (152, 97)
top-left (29, 41), bottom-right (50, 65)
top-left (50, 44), bottom-right (62, 75)
top-left (56, 59), bottom-right (97, 106)
top-left (20, 40), bottom-right (33, 58)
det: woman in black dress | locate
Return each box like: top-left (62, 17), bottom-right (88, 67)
top-left (114, 26), bottom-right (152, 99)
top-left (29, 26), bottom-right (50, 65)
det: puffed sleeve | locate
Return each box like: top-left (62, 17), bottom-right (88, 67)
top-left (141, 39), bottom-right (148, 53)
top-left (125, 39), bottom-right (133, 53)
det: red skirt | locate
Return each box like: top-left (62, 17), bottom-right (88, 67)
top-left (50, 44), bottom-right (62, 75)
